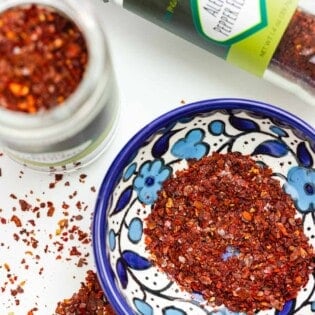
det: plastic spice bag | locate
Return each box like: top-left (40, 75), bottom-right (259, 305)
top-left (103, 0), bottom-right (315, 106)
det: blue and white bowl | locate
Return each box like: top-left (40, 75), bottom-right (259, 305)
top-left (93, 99), bottom-right (315, 315)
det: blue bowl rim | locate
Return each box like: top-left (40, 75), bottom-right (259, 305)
top-left (92, 98), bottom-right (315, 315)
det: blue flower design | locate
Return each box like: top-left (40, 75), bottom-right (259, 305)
top-left (134, 160), bottom-right (171, 205)
top-left (171, 129), bottom-right (209, 160)
top-left (284, 166), bottom-right (315, 212)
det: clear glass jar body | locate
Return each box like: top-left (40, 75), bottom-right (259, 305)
top-left (108, 0), bottom-right (314, 106)
top-left (265, 0), bottom-right (315, 106)
top-left (0, 0), bottom-right (120, 172)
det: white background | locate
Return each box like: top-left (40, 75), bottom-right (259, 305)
top-left (1, 1), bottom-right (314, 314)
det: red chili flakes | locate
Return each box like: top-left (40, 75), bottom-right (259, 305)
top-left (55, 174), bottom-right (64, 182)
top-left (77, 257), bottom-right (88, 268)
top-left (69, 190), bottom-right (78, 199)
top-left (76, 201), bottom-right (82, 210)
top-left (19, 199), bottom-right (32, 211)
top-left (10, 283), bottom-right (24, 297)
top-left (47, 202), bottom-right (55, 217)
top-left (69, 246), bottom-right (82, 257)
top-left (4, 262), bottom-right (11, 272)
top-left (271, 9), bottom-right (315, 90)
top-left (9, 193), bottom-right (17, 199)
top-left (27, 308), bottom-right (38, 315)
top-left (144, 152), bottom-right (315, 314)
top-left (79, 174), bottom-right (87, 183)
top-left (0, 4), bottom-right (88, 113)
top-left (10, 214), bottom-right (22, 227)
top-left (55, 270), bottom-right (115, 315)
top-left (1, 264), bottom-right (27, 306)
top-left (56, 218), bottom-right (69, 235)
top-left (49, 174), bottom-right (64, 189)
top-left (90, 186), bottom-right (96, 193)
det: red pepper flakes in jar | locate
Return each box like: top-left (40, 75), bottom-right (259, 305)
top-left (271, 9), bottom-right (315, 91)
top-left (0, 4), bottom-right (88, 113)
top-left (144, 152), bottom-right (315, 315)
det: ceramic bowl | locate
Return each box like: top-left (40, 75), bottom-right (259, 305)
top-left (93, 98), bottom-right (315, 315)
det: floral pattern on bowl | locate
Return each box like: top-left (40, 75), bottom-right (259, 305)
top-left (93, 99), bottom-right (315, 315)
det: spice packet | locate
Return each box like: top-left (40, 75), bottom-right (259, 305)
top-left (104, 0), bottom-right (315, 106)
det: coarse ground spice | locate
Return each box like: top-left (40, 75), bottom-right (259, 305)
top-left (55, 270), bottom-right (115, 315)
top-left (0, 169), bottom-right (98, 310)
top-left (0, 4), bottom-right (88, 113)
top-left (144, 152), bottom-right (315, 314)
top-left (271, 9), bottom-right (315, 90)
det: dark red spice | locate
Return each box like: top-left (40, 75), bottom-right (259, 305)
top-left (19, 199), bottom-right (31, 211)
top-left (55, 270), bottom-right (115, 315)
top-left (271, 9), bottom-right (315, 90)
top-left (10, 214), bottom-right (22, 227)
top-left (90, 186), bottom-right (96, 193)
top-left (0, 4), bottom-right (88, 113)
top-left (144, 152), bottom-right (314, 314)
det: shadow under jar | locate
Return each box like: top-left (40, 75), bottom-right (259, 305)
top-left (0, 0), bottom-right (119, 172)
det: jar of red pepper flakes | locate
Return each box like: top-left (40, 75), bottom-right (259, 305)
top-left (266, 0), bottom-right (315, 105)
top-left (105, 0), bottom-right (315, 106)
top-left (0, 0), bottom-right (120, 172)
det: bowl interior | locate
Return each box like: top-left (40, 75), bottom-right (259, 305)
top-left (93, 99), bottom-right (315, 315)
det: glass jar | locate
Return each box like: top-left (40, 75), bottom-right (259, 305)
top-left (106, 0), bottom-right (314, 106)
top-left (266, 0), bottom-right (315, 106)
top-left (0, 0), bottom-right (120, 172)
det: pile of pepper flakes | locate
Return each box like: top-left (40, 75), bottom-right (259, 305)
top-left (55, 270), bottom-right (115, 315)
top-left (145, 152), bottom-right (315, 315)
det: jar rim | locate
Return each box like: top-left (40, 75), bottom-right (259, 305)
top-left (0, 0), bottom-right (110, 141)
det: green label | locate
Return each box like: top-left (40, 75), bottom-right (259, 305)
top-left (122, 0), bottom-right (298, 76)
top-left (191, 0), bottom-right (268, 46)
top-left (227, 0), bottom-right (298, 75)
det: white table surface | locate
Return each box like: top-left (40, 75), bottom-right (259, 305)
top-left (1, 1), bottom-right (314, 314)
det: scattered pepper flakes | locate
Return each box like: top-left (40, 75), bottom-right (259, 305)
top-left (90, 186), bottom-right (96, 193)
top-left (19, 199), bottom-right (31, 211)
top-left (1, 159), bottom-right (99, 312)
top-left (4, 263), bottom-right (10, 272)
top-left (9, 193), bottom-right (17, 199)
top-left (10, 214), bottom-right (22, 227)
top-left (79, 174), bottom-right (87, 183)
top-left (27, 308), bottom-right (38, 315)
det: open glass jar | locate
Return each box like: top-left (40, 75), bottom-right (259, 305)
top-left (0, 0), bottom-right (119, 172)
